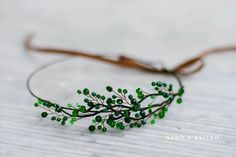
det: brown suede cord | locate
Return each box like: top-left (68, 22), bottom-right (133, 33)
top-left (25, 34), bottom-right (236, 76)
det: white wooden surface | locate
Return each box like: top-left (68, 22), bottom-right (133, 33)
top-left (0, 0), bottom-right (236, 156)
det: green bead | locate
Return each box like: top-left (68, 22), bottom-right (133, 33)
top-left (150, 119), bottom-right (155, 124)
top-left (95, 104), bottom-right (100, 109)
top-left (112, 95), bottom-right (117, 99)
top-left (136, 88), bottom-right (141, 94)
top-left (84, 98), bottom-right (89, 103)
top-left (91, 92), bottom-right (96, 97)
top-left (176, 98), bottom-right (182, 104)
top-left (72, 110), bottom-right (79, 117)
top-left (178, 88), bottom-right (185, 96)
top-left (83, 88), bottom-right (89, 95)
top-left (34, 103), bottom-right (39, 107)
top-left (80, 106), bottom-right (86, 113)
top-left (67, 103), bottom-right (73, 108)
top-left (95, 115), bottom-right (102, 122)
top-left (163, 83), bottom-right (167, 87)
top-left (123, 89), bottom-right (128, 94)
top-left (124, 110), bottom-right (130, 118)
top-left (158, 111), bottom-right (165, 119)
top-left (61, 121), bottom-right (65, 125)
top-left (87, 102), bottom-right (94, 107)
top-left (51, 116), bottom-right (56, 121)
top-left (114, 111), bottom-right (120, 116)
top-left (151, 81), bottom-right (156, 86)
top-left (37, 99), bottom-right (42, 104)
top-left (154, 87), bottom-right (159, 91)
top-left (117, 88), bottom-right (122, 93)
top-left (70, 118), bottom-right (76, 124)
top-left (97, 125), bottom-right (102, 130)
top-left (141, 120), bottom-right (146, 125)
top-left (136, 123), bottom-right (142, 128)
top-left (57, 118), bottom-right (61, 122)
top-left (130, 123), bottom-right (134, 128)
top-left (140, 111), bottom-right (146, 117)
top-left (106, 86), bottom-right (113, 92)
top-left (77, 90), bottom-right (82, 94)
top-left (102, 127), bottom-right (107, 132)
top-left (117, 99), bottom-right (123, 104)
top-left (63, 116), bottom-right (68, 121)
top-left (128, 95), bottom-right (133, 99)
top-left (101, 95), bottom-right (106, 100)
top-left (168, 84), bottom-right (173, 91)
top-left (137, 93), bottom-right (144, 99)
top-left (88, 125), bottom-right (96, 132)
top-left (163, 93), bottom-right (169, 98)
top-left (135, 113), bottom-right (140, 118)
top-left (148, 108), bottom-right (152, 114)
top-left (124, 118), bottom-right (131, 123)
top-left (41, 112), bottom-right (48, 118)
top-left (156, 81), bottom-right (162, 87)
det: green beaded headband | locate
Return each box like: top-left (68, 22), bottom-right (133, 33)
top-left (26, 35), bottom-right (236, 132)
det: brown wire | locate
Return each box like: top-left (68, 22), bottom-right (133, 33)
top-left (25, 34), bottom-right (236, 76)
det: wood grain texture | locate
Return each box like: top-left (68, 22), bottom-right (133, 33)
top-left (0, 0), bottom-right (236, 156)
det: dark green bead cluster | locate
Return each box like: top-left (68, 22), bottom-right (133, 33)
top-left (34, 80), bottom-right (184, 132)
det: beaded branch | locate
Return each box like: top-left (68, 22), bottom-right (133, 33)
top-left (26, 35), bottom-right (236, 132)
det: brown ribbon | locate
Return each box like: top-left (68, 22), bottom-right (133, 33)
top-left (25, 34), bottom-right (236, 76)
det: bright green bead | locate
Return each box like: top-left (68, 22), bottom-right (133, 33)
top-left (95, 115), bottom-right (102, 122)
top-left (80, 106), bottom-right (86, 113)
top-left (106, 86), bottom-right (113, 92)
top-left (176, 98), bottom-right (182, 104)
top-left (72, 110), bottom-right (79, 117)
top-left (137, 93), bottom-right (144, 99)
top-left (136, 88), bottom-right (141, 94)
top-left (158, 112), bottom-right (165, 119)
top-left (83, 88), bottom-right (89, 95)
top-left (41, 112), bottom-right (48, 118)
top-left (67, 103), bottom-right (73, 108)
top-left (150, 119), bottom-right (155, 124)
top-left (88, 125), bottom-right (96, 132)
